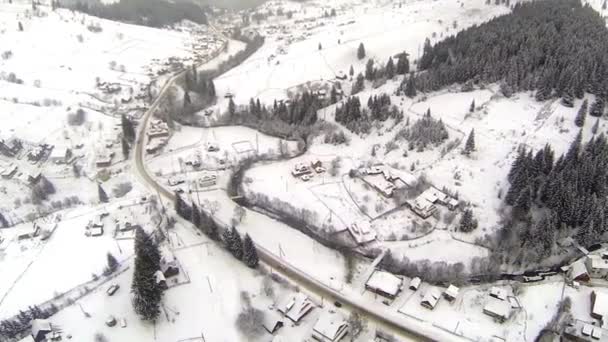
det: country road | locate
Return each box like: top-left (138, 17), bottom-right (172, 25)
top-left (132, 27), bottom-right (467, 342)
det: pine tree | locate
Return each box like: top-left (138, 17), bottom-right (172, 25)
top-left (459, 209), bottom-right (478, 232)
top-left (469, 100), bottom-right (475, 113)
top-left (131, 227), bottom-right (162, 321)
top-left (121, 137), bottom-right (130, 160)
top-left (318, 42), bottom-right (322, 50)
top-left (225, 226), bottom-right (243, 260)
top-left (396, 52), bottom-right (409, 75)
top-left (604, 0), bottom-right (607, 10)
top-left (121, 114), bottom-right (136, 143)
top-left (174, 192), bottom-right (191, 219)
top-left (592, 118), bottom-right (600, 135)
top-left (183, 90), bottom-right (191, 107)
top-left (463, 129), bottom-right (475, 155)
top-left (208, 80), bottom-right (216, 98)
top-left (228, 98), bottom-right (236, 116)
top-left (191, 203), bottom-right (201, 228)
top-left (575, 99), bottom-right (588, 127)
top-left (242, 234), bottom-right (259, 268)
top-left (404, 73), bottom-right (416, 98)
top-left (18, 22), bottom-right (23, 32)
top-left (514, 185), bottom-right (532, 214)
top-left (0, 213), bottom-right (8, 228)
top-left (351, 73), bottom-right (365, 94)
top-left (349, 65), bottom-right (354, 77)
top-left (107, 252), bottom-right (119, 273)
top-left (385, 57), bottom-right (395, 79)
top-left (365, 59), bottom-right (375, 81)
top-left (357, 43), bottom-right (366, 60)
top-left (590, 98), bottom-right (605, 117)
top-left (98, 184), bottom-right (109, 203)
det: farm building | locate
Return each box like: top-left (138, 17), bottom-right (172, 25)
top-left (277, 293), bottom-right (315, 323)
top-left (292, 163), bottom-right (312, 177)
top-left (262, 311), bottom-right (284, 334)
top-left (365, 269), bottom-right (403, 299)
top-left (444, 285), bottom-right (460, 302)
top-left (421, 288), bottom-right (442, 310)
top-left (0, 163), bottom-right (18, 179)
top-left (96, 150), bottom-right (114, 168)
top-left (89, 226), bottom-right (104, 237)
top-left (569, 258), bottom-right (590, 282)
top-left (483, 299), bottom-right (511, 323)
top-left (311, 311), bottom-right (349, 342)
top-left (360, 164), bottom-right (415, 198)
top-left (18, 224), bottom-right (41, 240)
top-left (49, 146), bottom-right (71, 164)
top-left (347, 221), bottom-right (376, 245)
top-left (409, 277), bottom-right (421, 291)
top-left (587, 256), bottom-right (608, 279)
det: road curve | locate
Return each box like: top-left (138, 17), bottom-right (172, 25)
top-left (133, 39), bottom-right (467, 342)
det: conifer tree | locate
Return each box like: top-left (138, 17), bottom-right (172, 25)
top-left (318, 42), bottom-right (322, 50)
top-left (349, 65), bottom-right (354, 77)
top-left (121, 114), bottom-right (136, 143)
top-left (459, 209), bottom-right (478, 232)
top-left (575, 99), bottom-right (588, 127)
top-left (365, 59), bottom-right (375, 81)
top-left (228, 97), bottom-right (236, 117)
top-left (590, 98), bottom-right (605, 117)
top-left (592, 118), bottom-right (600, 135)
top-left (0, 212), bottom-right (8, 228)
top-left (98, 184), bottom-right (109, 203)
top-left (131, 227), bottom-right (162, 321)
top-left (357, 43), bottom-right (366, 60)
top-left (463, 129), bottom-right (475, 155)
top-left (191, 203), bottom-right (201, 228)
top-left (174, 192), bottom-right (191, 219)
top-left (121, 137), bottom-right (130, 160)
top-left (183, 90), bottom-right (191, 107)
top-left (385, 57), bottom-right (395, 79)
top-left (469, 100), bottom-right (475, 113)
top-left (18, 22), bottom-right (23, 32)
top-left (396, 52), bottom-right (409, 75)
top-left (107, 252), bottom-right (119, 274)
top-left (242, 234), bottom-right (259, 268)
top-left (351, 73), bottom-right (365, 94)
top-left (404, 73), bottom-right (416, 98)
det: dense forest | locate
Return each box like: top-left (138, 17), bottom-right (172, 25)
top-left (406, 0), bottom-right (608, 108)
top-left (66, 0), bottom-right (208, 27)
top-left (498, 132), bottom-right (608, 266)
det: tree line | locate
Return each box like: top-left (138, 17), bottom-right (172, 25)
top-left (404, 0), bottom-right (608, 111)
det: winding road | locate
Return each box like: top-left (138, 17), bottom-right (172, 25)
top-left (132, 28), bottom-right (471, 342)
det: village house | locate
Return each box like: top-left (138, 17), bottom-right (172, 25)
top-left (292, 163), bottom-right (312, 177)
top-left (262, 311), bottom-right (284, 334)
top-left (444, 284), bottom-right (460, 302)
top-left (409, 277), bottom-right (421, 291)
top-left (0, 163), bottom-right (18, 179)
top-left (421, 288), bottom-right (442, 310)
top-left (199, 174), bottom-right (217, 187)
top-left (147, 120), bottom-right (170, 139)
top-left (483, 298), bottom-right (511, 323)
top-left (489, 286), bottom-right (508, 301)
top-left (587, 255), bottom-right (608, 279)
top-left (18, 224), bottom-right (41, 240)
top-left (277, 293), bottom-right (315, 323)
top-left (409, 186), bottom-right (458, 219)
top-left (569, 258), bottom-right (591, 282)
top-left (360, 164), bottom-right (415, 198)
top-left (49, 146), bottom-right (72, 164)
top-left (311, 311), bottom-right (349, 342)
top-left (146, 137), bottom-right (168, 154)
top-left (0, 138), bottom-right (22, 157)
top-left (592, 290), bottom-right (608, 322)
top-left (347, 220), bottom-right (377, 245)
top-left (564, 319), bottom-right (608, 342)
top-left (365, 269), bottom-right (403, 299)
top-left (31, 319), bottom-right (53, 342)
top-left (96, 150), bottom-right (114, 168)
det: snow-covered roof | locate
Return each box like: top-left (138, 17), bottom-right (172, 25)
top-left (489, 286), bottom-right (507, 301)
top-left (348, 221), bottom-right (376, 245)
top-left (594, 290), bottom-right (608, 319)
top-left (365, 270), bottom-right (402, 297)
top-left (588, 255), bottom-right (608, 270)
top-left (277, 293), bottom-right (314, 322)
top-left (312, 311), bottom-right (348, 342)
top-left (90, 227), bottom-right (103, 236)
top-left (444, 285), bottom-right (459, 299)
top-left (154, 270), bottom-right (166, 284)
top-left (421, 288), bottom-right (441, 308)
top-left (569, 258), bottom-right (589, 280)
top-left (409, 277), bottom-right (421, 290)
top-left (31, 319), bottom-right (52, 338)
top-left (483, 298), bottom-right (511, 319)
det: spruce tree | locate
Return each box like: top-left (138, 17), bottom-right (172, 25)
top-left (385, 57), bottom-right (395, 79)
top-left (107, 252), bottom-right (119, 273)
top-left (459, 209), bottom-right (478, 232)
top-left (175, 192), bottom-right (191, 219)
top-left (183, 90), bottom-right (191, 107)
top-left (349, 65), bottom-right (354, 77)
top-left (396, 52), bottom-right (409, 75)
top-left (318, 42), bottom-right (322, 50)
top-left (225, 226), bottom-right (243, 260)
top-left (242, 234), bottom-right (259, 268)
top-left (131, 227), bottom-right (162, 321)
top-left (365, 59), bottom-right (375, 81)
top-left (469, 100), bottom-right (475, 113)
top-left (575, 99), bottom-right (588, 127)
top-left (191, 203), bottom-right (201, 228)
top-left (604, 0), bottom-right (607, 10)
top-left (121, 114), bottom-right (136, 143)
top-left (121, 137), bottom-right (130, 160)
top-left (228, 98), bottom-right (236, 116)
top-left (357, 43), bottom-right (366, 60)
top-left (351, 73), bottom-right (365, 94)
top-left (18, 22), bottom-right (23, 31)
top-left (592, 118), bottom-right (600, 135)
top-left (463, 129), bottom-right (475, 155)
top-left (98, 184), bottom-right (109, 203)
top-left (404, 73), bottom-right (416, 98)
top-left (590, 98), bottom-right (605, 117)
top-left (0, 213), bottom-right (8, 228)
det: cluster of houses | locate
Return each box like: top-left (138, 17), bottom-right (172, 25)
top-left (96, 80), bottom-right (122, 95)
top-left (407, 186), bottom-right (459, 219)
top-left (264, 292), bottom-right (349, 342)
top-left (568, 251), bottom-right (608, 284)
top-left (291, 160), bottom-right (325, 181)
top-left (23, 319), bottom-right (61, 342)
top-left (564, 290), bottom-right (608, 341)
top-left (85, 212), bottom-right (109, 237)
top-left (0, 137), bottom-right (23, 157)
top-left (146, 120), bottom-right (170, 154)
